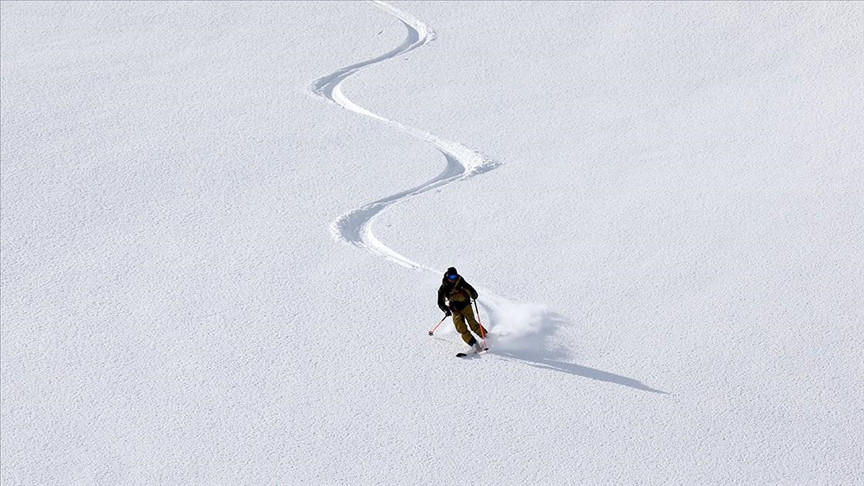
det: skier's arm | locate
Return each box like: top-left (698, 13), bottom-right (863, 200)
top-left (437, 287), bottom-right (450, 314)
top-left (462, 280), bottom-right (479, 300)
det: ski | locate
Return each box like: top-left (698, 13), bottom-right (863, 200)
top-left (456, 348), bottom-right (488, 358)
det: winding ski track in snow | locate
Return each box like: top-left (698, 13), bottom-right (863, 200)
top-left (311, 1), bottom-right (499, 273)
top-left (310, 3), bottom-right (667, 394)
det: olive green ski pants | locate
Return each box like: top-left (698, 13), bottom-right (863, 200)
top-left (452, 304), bottom-right (487, 345)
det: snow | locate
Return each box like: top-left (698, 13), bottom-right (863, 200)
top-left (2, 1), bottom-right (863, 484)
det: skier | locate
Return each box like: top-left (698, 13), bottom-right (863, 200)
top-left (437, 267), bottom-right (487, 353)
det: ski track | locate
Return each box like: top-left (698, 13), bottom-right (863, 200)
top-left (311, 0), bottom-right (499, 274)
top-left (311, 2), bottom-right (570, 361)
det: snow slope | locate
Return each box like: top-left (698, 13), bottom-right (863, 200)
top-left (2, 1), bottom-right (863, 484)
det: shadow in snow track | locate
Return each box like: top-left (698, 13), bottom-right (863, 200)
top-left (330, 150), bottom-right (465, 271)
top-left (312, 19), bottom-right (423, 111)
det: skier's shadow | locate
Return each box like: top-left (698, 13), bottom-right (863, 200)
top-left (482, 305), bottom-right (668, 394)
top-left (493, 351), bottom-right (668, 395)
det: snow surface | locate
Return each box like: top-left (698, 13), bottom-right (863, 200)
top-left (2, 1), bottom-right (863, 484)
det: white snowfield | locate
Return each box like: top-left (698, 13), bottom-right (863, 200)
top-left (2, 1), bottom-right (862, 485)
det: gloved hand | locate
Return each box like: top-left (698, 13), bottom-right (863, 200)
top-left (443, 309), bottom-right (452, 317)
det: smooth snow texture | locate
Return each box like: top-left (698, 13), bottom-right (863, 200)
top-left (2, 1), bottom-right (863, 485)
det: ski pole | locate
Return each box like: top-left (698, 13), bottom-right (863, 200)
top-left (428, 315), bottom-right (448, 336)
top-left (474, 299), bottom-right (488, 350)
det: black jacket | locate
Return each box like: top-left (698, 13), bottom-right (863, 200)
top-left (437, 276), bottom-right (478, 312)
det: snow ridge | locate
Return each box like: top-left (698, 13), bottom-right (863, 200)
top-left (311, 1), bottom-right (500, 272)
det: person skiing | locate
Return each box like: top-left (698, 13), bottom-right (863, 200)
top-left (437, 267), bottom-right (487, 353)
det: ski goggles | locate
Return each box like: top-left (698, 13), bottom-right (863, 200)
top-left (446, 274), bottom-right (458, 281)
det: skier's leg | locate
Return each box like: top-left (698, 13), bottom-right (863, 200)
top-left (451, 311), bottom-right (474, 345)
top-left (462, 305), bottom-right (488, 337)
